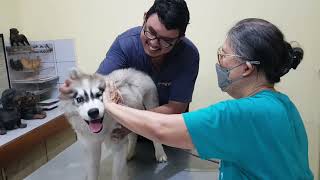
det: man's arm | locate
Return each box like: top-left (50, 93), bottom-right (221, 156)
top-left (96, 36), bottom-right (127, 75)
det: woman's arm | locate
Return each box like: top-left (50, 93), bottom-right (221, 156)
top-left (105, 102), bottom-right (194, 149)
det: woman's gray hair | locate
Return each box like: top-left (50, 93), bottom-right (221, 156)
top-left (227, 18), bottom-right (303, 83)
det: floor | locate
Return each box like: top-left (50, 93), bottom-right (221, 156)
top-left (25, 139), bottom-right (219, 180)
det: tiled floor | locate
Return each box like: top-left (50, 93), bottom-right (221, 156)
top-left (25, 139), bottom-right (219, 180)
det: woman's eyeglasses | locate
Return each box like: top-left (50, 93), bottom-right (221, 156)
top-left (217, 47), bottom-right (260, 65)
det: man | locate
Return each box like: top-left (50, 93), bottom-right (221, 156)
top-left (60, 0), bottom-right (199, 139)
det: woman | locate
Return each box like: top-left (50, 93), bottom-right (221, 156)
top-left (104, 18), bottom-right (314, 179)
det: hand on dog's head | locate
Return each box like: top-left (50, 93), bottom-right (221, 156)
top-left (58, 68), bottom-right (82, 100)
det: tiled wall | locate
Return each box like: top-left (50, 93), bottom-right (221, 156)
top-left (55, 39), bottom-right (76, 83)
top-left (53, 39), bottom-right (76, 99)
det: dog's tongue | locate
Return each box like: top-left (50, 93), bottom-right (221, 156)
top-left (89, 121), bottom-right (103, 133)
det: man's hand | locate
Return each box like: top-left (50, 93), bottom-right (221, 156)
top-left (58, 79), bottom-right (73, 99)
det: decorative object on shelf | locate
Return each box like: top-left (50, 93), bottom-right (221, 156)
top-left (20, 56), bottom-right (41, 71)
top-left (6, 39), bottom-right (76, 104)
top-left (0, 88), bottom-right (27, 135)
top-left (9, 28), bottom-right (30, 46)
top-left (17, 89), bottom-right (47, 120)
top-left (31, 44), bottom-right (53, 53)
top-left (0, 108), bottom-right (25, 135)
top-left (2, 88), bottom-right (46, 121)
top-left (6, 41), bottom-right (59, 103)
top-left (9, 58), bottom-right (23, 71)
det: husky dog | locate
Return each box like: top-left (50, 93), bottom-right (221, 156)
top-left (60, 68), bottom-right (167, 180)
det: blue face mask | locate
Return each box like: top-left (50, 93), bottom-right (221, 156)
top-left (215, 63), bottom-right (245, 91)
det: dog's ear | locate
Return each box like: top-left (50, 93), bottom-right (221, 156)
top-left (99, 80), bottom-right (106, 92)
top-left (69, 68), bottom-right (84, 80)
top-left (94, 73), bottom-right (106, 92)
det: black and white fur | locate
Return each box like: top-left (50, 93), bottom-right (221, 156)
top-left (60, 68), bottom-right (167, 180)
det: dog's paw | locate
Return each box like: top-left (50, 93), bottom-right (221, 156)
top-left (18, 123), bottom-right (27, 128)
top-left (155, 152), bottom-right (168, 163)
top-left (0, 129), bottom-right (7, 135)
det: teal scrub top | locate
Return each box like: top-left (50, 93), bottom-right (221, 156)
top-left (183, 90), bottom-right (313, 180)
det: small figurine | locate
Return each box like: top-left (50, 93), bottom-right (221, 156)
top-left (10, 28), bottom-right (30, 46)
top-left (0, 89), bottom-right (27, 135)
top-left (18, 91), bottom-right (47, 120)
top-left (20, 56), bottom-right (41, 71)
top-left (9, 59), bottom-right (23, 71)
top-left (1, 88), bottom-right (46, 121)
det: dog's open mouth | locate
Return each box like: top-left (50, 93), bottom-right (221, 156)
top-left (85, 118), bottom-right (103, 133)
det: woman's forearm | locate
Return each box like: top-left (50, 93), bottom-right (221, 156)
top-left (105, 102), bottom-right (194, 149)
top-left (105, 102), bottom-right (165, 142)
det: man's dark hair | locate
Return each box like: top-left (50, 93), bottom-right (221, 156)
top-left (227, 18), bottom-right (304, 83)
top-left (145, 0), bottom-right (190, 36)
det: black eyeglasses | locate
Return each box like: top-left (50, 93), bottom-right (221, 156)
top-left (143, 25), bottom-right (179, 48)
top-left (217, 47), bottom-right (260, 65)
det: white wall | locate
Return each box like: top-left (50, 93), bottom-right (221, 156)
top-left (1, 0), bottom-right (319, 178)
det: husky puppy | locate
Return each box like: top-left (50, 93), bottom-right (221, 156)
top-left (60, 68), bottom-right (167, 180)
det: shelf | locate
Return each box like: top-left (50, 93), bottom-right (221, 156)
top-left (28, 87), bottom-right (56, 96)
top-left (6, 44), bottom-right (53, 55)
top-left (11, 76), bottom-right (59, 84)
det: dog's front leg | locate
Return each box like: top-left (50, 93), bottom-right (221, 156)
top-left (112, 142), bottom-right (129, 180)
top-left (153, 142), bottom-right (168, 163)
top-left (79, 137), bottom-right (102, 180)
top-left (127, 133), bottom-right (138, 161)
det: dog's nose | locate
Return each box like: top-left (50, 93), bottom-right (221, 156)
top-left (88, 108), bottom-right (99, 119)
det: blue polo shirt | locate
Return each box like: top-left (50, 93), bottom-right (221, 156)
top-left (97, 26), bottom-right (199, 106)
top-left (183, 90), bottom-right (313, 179)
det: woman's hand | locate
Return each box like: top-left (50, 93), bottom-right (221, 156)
top-left (103, 81), bottom-right (124, 105)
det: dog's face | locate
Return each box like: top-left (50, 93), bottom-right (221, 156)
top-left (66, 69), bottom-right (106, 134)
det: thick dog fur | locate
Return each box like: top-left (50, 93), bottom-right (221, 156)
top-left (60, 68), bottom-right (167, 180)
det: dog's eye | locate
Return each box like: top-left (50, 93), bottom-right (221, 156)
top-left (98, 87), bottom-right (105, 92)
top-left (76, 97), bottom-right (84, 103)
top-left (96, 92), bottom-right (103, 98)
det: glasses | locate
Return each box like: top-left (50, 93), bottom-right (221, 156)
top-left (217, 47), bottom-right (260, 65)
top-left (143, 25), bottom-right (179, 48)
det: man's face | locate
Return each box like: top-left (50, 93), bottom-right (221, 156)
top-left (140, 14), bottom-right (180, 59)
